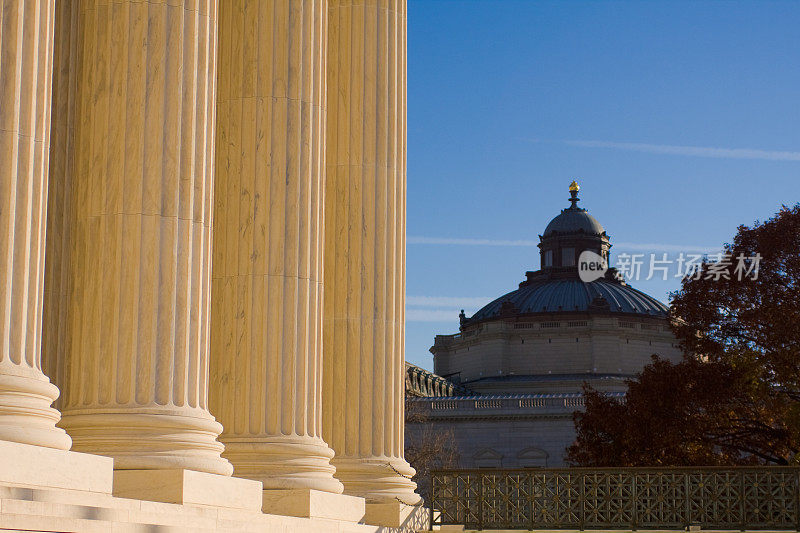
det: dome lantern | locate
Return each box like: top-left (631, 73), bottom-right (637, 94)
top-left (537, 181), bottom-right (611, 273)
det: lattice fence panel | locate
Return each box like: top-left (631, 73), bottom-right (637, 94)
top-left (431, 467), bottom-right (800, 530)
top-left (634, 471), bottom-right (687, 528)
top-left (531, 471), bottom-right (582, 528)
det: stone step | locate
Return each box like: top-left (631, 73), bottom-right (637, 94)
top-left (0, 497), bottom-right (224, 532)
top-left (0, 487), bottom-right (384, 532)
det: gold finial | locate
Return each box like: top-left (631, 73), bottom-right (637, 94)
top-left (568, 180), bottom-right (581, 208)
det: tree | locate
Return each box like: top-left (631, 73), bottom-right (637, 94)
top-left (671, 204), bottom-right (800, 403)
top-left (566, 356), bottom-right (795, 466)
top-left (568, 205), bottom-right (800, 466)
top-left (405, 397), bottom-right (459, 503)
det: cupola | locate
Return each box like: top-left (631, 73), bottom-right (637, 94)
top-left (538, 181), bottom-right (610, 272)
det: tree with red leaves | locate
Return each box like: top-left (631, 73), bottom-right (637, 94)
top-left (568, 205), bottom-right (800, 466)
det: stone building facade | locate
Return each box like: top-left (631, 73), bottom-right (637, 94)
top-left (0, 1), bottom-right (423, 531)
top-left (405, 362), bottom-right (471, 398)
top-left (406, 183), bottom-right (682, 468)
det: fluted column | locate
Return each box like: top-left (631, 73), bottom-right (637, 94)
top-left (323, 0), bottom-right (418, 503)
top-left (210, 0), bottom-right (342, 494)
top-left (0, 0), bottom-right (70, 451)
top-left (53, 0), bottom-right (232, 476)
top-left (42, 0), bottom-right (78, 410)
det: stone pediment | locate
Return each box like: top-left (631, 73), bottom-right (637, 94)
top-left (473, 448), bottom-right (503, 460)
top-left (473, 448), bottom-right (503, 468)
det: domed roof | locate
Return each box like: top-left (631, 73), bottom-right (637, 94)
top-left (459, 181), bottom-right (668, 327)
top-left (543, 208), bottom-right (605, 236)
top-left (467, 277), bottom-right (669, 324)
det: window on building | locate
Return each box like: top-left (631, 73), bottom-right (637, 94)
top-left (517, 447), bottom-right (549, 468)
top-left (544, 250), bottom-right (553, 267)
top-left (562, 247), bottom-right (575, 266)
top-left (473, 448), bottom-right (503, 468)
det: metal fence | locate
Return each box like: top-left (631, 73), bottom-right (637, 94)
top-left (430, 467), bottom-right (800, 530)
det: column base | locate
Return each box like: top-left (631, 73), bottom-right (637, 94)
top-left (332, 456), bottom-right (421, 504)
top-left (60, 409), bottom-right (233, 476)
top-left (261, 488), bottom-right (365, 521)
top-left (0, 439), bottom-right (112, 493)
top-left (113, 469), bottom-right (262, 510)
top-left (364, 500), bottom-right (430, 529)
top-left (0, 371), bottom-right (72, 450)
top-left (221, 437), bottom-right (344, 493)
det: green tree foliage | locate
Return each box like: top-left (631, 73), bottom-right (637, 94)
top-left (568, 205), bottom-right (800, 466)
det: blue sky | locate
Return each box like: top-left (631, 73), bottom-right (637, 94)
top-left (404, 0), bottom-right (800, 370)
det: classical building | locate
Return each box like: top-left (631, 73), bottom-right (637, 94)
top-left (406, 183), bottom-right (682, 468)
top-left (405, 362), bottom-right (471, 398)
top-left (0, 1), bottom-right (424, 531)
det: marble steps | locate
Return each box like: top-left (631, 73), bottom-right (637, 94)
top-left (0, 484), bottom-right (403, 532)
top-left (0, 485), bottom-right (241, 532)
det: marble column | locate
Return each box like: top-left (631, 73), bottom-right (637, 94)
top-left (210, 0), bottom-right (342, 494)
top-left (52, 0), bottom-right (232, 476)
top-left (42, 0), bottom-right (78, 410)
top-left (0, 0), bottom-right (71, 451)
top-left (323, 0), bottom-right (419, 504)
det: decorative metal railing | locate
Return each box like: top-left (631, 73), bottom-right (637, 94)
top-left (430, 467), bottom-right (800, 530)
